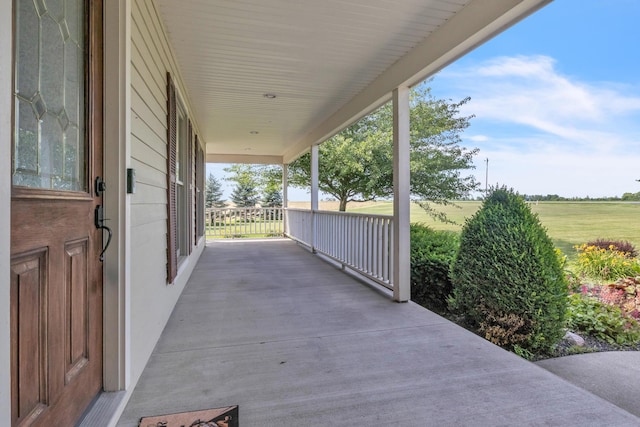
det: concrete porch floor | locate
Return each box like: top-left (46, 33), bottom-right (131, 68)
top-left (116, 239), bottom-right (638, 426)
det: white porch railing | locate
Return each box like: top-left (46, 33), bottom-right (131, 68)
top-left (206, 207), bottom-right (284, 237)
top-left (284, 208), bottom-right (313, 246)
top-left (285, 208), bottom-right (394, 290)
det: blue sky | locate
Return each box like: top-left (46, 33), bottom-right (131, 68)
top-left (432, 0), bottom-right (640, 198)
top-left (208, 0), bottom-right (640, 200)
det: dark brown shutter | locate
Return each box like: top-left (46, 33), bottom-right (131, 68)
top-left (166, 72), bottom-right (178, 283)
top-left (187, 120), bottom-right (193, 254)
top-left (199, 142), bottom-right (206, 237)
top-left (194, 135), bottom-right (202, 240)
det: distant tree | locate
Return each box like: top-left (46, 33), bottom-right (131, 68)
top-left (288, 81), bottom-right (479, 216)
top-left (225, 164), bottom-right (260, 207)
top-left (254, 165), bottom-right (283, 215)
top-left (288, 128), bottom-right (389, 211)
top-left (205, 173), bottom-right (226, 208)
top-left (230, 183), bottom-right (259, 207)
top-left (622, 191), bottom-right (640, 201)
top-left (262, 187), bottom-right (283, 207)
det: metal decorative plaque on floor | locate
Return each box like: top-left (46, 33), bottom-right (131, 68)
top-left (139, 405), bottom-right (238, 427)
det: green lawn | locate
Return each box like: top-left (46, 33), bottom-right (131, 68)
top-left (348, 201), bottom-right (640, 260)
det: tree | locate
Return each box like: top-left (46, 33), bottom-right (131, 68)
top-left (258, 165), bottom-right (283, 208)
top-left (288, 81), bottom-right (479, 214)
top-left (262, 187), bottom-right (283, 207)
top-left (622, 191), bottom-right (640, 201)
top-left (261, 169), bottom-right (283, 208)
top-left (205, 173), bottom-right (226, 208)
top-left (225, 164), bottom-right (260, 207)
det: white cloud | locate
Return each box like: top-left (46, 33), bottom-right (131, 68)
top-left (438, 55), bottom-right (640, 197)
top-left (468, 135), bottom-right (489, 142)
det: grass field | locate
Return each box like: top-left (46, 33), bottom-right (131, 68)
top-left (340, 200), bottom-right (640, 260)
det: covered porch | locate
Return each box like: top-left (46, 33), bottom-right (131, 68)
top-left (114, 239), bottom-right (638, 426)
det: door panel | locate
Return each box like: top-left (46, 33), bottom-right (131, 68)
top-left (10, 249), bottom-right (48, 424)
top-left (10, 1), bottom-right (103, 426)
top-left (65, 238), bottom-right (89, 385)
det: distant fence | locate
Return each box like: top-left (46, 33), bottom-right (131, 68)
top-left (205, 207), bottom-right (284, 238)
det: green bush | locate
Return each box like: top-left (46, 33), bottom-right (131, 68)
top-left (448, 187), bottom-right (568, 356)
top-left (410, 224), bottom-right (459, 313)
top-left (566, 293), bottom-right (640, 345)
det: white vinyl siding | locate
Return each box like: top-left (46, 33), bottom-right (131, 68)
top-left (129, 0), bottom-right (204, 385)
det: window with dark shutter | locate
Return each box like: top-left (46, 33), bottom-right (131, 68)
top-left (166, 72), bottom-right (178, 283)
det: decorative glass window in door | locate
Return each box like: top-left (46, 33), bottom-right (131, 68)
top-left (13, 0), bottom-right (86, 191)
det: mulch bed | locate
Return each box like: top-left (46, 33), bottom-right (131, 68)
top-left (534, 333), bottom-right (640, 361)
top-left (428, 308), bottom-right (639, 361)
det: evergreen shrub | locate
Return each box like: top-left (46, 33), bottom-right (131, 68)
top-left (448, 187), bottom-right (568, 356)
top-left (410, 224), bottom-right (459, 313)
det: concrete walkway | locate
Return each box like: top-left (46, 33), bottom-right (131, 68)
top-left (536, 351), bottom-right (640, 418)
top-left (117, 239), bottom-right (639, 426)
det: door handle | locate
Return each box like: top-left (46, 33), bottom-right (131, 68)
top-left (95, 205), bottom-right (112, 262)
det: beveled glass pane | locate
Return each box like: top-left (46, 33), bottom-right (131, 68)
top-left (39, 114), bottom-right (61, 188)
top-left (31, 92), bottom-right (47, 120)
top-left (34, 0), bottom-right (47, 17)
top-left (15, 98), bottom-right (39, 175)
top-left (63, 126), bottom-right (82, 191)
top-left (65, 0), bottom-right (80, 43)
top-left (13, 0), bottom-right (86, 191)
top-left (47, 0), bottom-right (65, 22)
top-left (15, 0), bottom-right (39, 98)
top-left (60, 20), bottom-right (71, 41)
top-left (64, 39), bottom-right (80, 126)
top-left (41, 15), bottom-right (64, 114)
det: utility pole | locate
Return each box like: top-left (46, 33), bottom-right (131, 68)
top-left (485, 158), bottom-right (489, 195)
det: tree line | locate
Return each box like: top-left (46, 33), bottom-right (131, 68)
top-left (522, 193), bottom-right (640, 202)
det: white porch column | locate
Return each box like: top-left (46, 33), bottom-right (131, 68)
top-left (311, 145), bottom-right (319, 251)
top-left (282, 164), bottom-right (289, 234)
top-left (393, 87), bottom-right (411, 302)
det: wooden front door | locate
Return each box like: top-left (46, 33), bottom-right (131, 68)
top-left (10, 1), bottom-right (103, 426)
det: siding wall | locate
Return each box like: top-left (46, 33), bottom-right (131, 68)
top-left (129, 0), bottom-right (204, 385)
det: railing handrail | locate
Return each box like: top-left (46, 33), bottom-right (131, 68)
top-left (207, 206), bottom-right (279, 211)
top-left (314, 209), bottom-right (393, 221)
top-left (285, 207), bottom-right (393, 221)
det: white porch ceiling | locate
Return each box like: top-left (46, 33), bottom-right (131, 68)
top-left (155, 0), bottom-right (551, 164)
